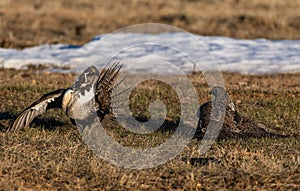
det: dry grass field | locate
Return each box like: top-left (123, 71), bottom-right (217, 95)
top-left (0, 0), bottom-right (300, 190)
top-left (1, 0), bottom-right (300, 48)
top-left (0, 69), bottom-right (299, 190)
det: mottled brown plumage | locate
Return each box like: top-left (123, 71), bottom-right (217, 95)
top-left (194, 86), bottom-right (289, 140)
top-left (95, 62), bottom-right (122, 121)
top-left (7, 63), bottom-right (122, 132)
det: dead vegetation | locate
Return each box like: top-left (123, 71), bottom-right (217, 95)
top-left (0, 69), bottom-right (299, 190)
top-left (0, 1), bottom-right (299, 189)
top-left (1, 0), bottom-right (300, 48)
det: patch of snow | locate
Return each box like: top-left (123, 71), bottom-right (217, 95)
top-left (0, 33), bottom-right (299, 75)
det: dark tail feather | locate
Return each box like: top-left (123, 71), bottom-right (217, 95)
top-left (111, 84), bottom-right (133, 99)
top-left (110, 72), bottom-right (130, 93)
top-left (257, 124), bottom-right (290, 138)
top-left (264, 131), bottom-right (290, 138)
top-left (110, 85), bottom-right (133, 109)
top-left (95, 62), bottom-right (123, 120)
top-left (96, 62), bottom-right (123, 92)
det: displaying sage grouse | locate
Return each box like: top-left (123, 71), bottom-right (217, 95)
top-left (7, 63), bottom-right (122, 132)
top-left (194, 86), bottom-right (289, 140)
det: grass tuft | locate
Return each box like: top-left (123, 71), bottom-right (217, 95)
top-left (0, 69), bottom-right (299, 190)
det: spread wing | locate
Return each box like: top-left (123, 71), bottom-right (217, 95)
top-left (7, 89), bottom-right (67, 132)
top-left (95, 62), bottom-right (122, 121)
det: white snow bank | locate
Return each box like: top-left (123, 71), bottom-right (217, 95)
top-left (0, 33), bottom-right (299, 74)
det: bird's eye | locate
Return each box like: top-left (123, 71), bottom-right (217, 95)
top-left (211, 89), bottom-right (217, 95)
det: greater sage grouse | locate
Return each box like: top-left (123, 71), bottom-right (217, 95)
top-left (194, 86), bottom-right (289, 140)
top-left (7, 63), bottom-right (122, 132)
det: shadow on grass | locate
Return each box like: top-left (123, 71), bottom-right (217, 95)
top-left (0, 111), bottom-right (16, 120)
top-left (108, 114), bottom-right (197, 137)
top-left (189, 157), bottom-right (220, 166)
top-left (0, 111), bottom-right (65, 131)
top-left (180, 157), bottom-right (220, 166)
top-left (0, 112), bottom-right (16, 132)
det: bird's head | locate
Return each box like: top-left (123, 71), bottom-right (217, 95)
top-left (72, 66), bottom-right (99, 93)
top-left (64, 66), bottom-right (100, 117)
top-left (209, 86), bottom-right (228, 100)
top-left (210, 86), bottom-right (235, 111)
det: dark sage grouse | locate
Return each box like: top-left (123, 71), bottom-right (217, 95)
top-left (194, 86), bottom-right (290, 140)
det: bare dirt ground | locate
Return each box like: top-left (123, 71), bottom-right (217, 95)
top-left (1, 0), bottom-right (300, 48)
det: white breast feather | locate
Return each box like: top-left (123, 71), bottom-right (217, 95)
top-left (76, 86), bottom-right (95, 106)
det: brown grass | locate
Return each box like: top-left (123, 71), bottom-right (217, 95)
top-left (1, 0), bottom-right (300, 48)
top-left (1, 1), bottom-right (299, 189)
top-left (0, 69), bottom-right (299, 190)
